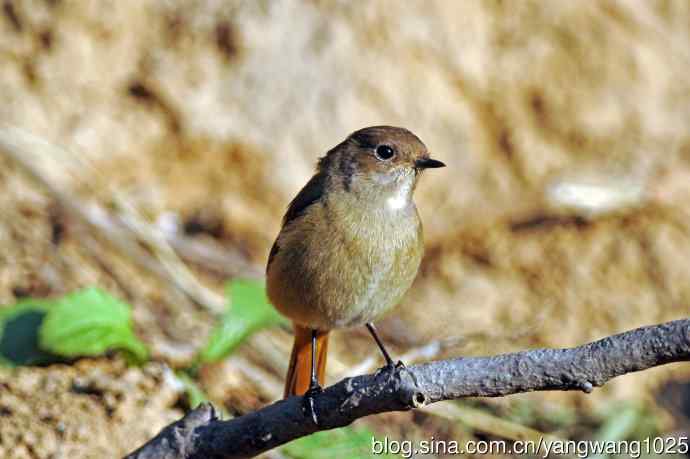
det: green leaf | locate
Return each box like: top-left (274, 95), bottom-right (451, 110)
top-left (198, 279), bottom-right (286, 364)
top-left (282, 426), bottom-right (396, 459)
top-left (39, 288), bottom-right (148, 363)
top-left (0, 300), bottom-right (59, 366)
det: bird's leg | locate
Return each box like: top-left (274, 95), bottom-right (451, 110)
top-left (302, 328), bottom-right (322, 425)
top-left (366, 323), bottom-right (404, 371)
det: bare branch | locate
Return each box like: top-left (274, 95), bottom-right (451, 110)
top-left (126, 318), bottom-right (690, 459)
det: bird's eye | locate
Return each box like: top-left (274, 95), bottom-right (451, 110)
top-left (375, 145), bottom-right (395, 160)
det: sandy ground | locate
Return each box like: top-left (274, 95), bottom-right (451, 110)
top-left (2, 1), bottom-right (690, 457)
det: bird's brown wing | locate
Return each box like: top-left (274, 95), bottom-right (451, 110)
top-left (267, 172), bottom-right (326, 272)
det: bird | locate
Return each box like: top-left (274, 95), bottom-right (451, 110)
top-left (266, 126), bottom-right (445, 419)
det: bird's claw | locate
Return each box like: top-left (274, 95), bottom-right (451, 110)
top-left (376, 359), bottom-right (406, 379)
top-left (302, 385), bottom-right (323, 425)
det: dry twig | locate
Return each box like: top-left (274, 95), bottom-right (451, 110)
top-left (0, 125), bottom-right (226, 313)
top-left (127, 318), bottom-right (690, 459)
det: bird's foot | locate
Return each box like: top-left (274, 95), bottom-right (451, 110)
top-left (376, 359), bottom-right (406, 379)
top-left (302, 385), bottom-right (323, 425)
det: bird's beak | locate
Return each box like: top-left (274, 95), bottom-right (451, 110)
top-left (415, 157), bottom-right (446, 169)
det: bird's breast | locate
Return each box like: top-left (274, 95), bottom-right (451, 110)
top-left (267, 193), bottom-right (424, 330)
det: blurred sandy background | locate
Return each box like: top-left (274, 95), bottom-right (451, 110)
top-left (2, 1), bottom-right (690, 457)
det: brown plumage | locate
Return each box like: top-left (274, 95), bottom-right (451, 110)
top-left (266, 126), bottom-right (444, 398)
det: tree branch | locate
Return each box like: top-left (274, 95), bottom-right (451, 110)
top-left (126, 318), bottom-right (690, 459)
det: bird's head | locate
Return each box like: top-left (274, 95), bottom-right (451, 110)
top-left (319, 126), bottom-right (445, 204)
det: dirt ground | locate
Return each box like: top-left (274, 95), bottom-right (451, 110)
top-left (2, 1), bottom-right (690, 457)
top-left (0, 358), bottom-right (181, 458)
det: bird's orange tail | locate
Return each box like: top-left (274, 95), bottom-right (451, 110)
top-left (284, 323), bottom-right (329, 398)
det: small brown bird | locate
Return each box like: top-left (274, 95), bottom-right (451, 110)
top-left (266, 126), bottom-right (444, 411)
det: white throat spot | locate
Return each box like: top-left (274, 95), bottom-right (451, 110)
top-left (387, 193), bottom-right (408, 210)
top-left (386, 176), bottom-right (414, 211)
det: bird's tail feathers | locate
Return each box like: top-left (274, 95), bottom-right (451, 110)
top-left (284, 323), bottom-right (329, 398)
